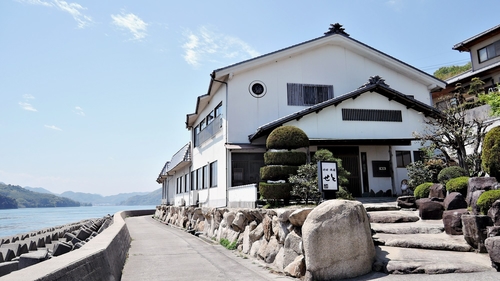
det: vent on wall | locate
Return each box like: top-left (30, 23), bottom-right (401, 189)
top-left (342, 109), bottom-right (402, 122)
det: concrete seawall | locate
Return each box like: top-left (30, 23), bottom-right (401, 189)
top-left (2, 209), bottom-right (155, 281)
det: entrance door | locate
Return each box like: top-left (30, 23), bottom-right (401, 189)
top-left (320, 147), bottom-right (362, 197)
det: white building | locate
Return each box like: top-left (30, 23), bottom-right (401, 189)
top-left (157, 23), bottom-right (446, 208)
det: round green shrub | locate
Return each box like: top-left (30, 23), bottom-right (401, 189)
top-left (264, 151), bottom-right (306, 166)
top-left (259, 182), bottom-right (292, 200)
top-left (414, 182), bottom-right (433, 199)
top-left (437, 166), bottom-right (467, 184)
top-left (266, 126), bottom-right (309, 150)
top-left (260, 165), bottom-right (299, 181)
top-left (482, 126), bottom-right (500, 181)
top-left (477, 190), bottom-right (500, 214)
top-left (445, 176), bottom-right (469, 197)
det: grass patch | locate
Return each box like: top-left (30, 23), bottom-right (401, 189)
top-left (220, 238), bottom-right (237, 250)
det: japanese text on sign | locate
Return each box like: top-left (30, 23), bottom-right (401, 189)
top-left (318, 161), bottom-right (338, 191)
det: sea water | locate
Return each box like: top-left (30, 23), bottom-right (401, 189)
top-left (0, 205), bottom-right (156, 238)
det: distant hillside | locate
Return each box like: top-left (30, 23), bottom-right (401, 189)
top-left (23, 186), bottom-right (54, 194)
top-left (0, 183), bottom-right (81, 208)
top-left (119, 188), bottom-right (161, 206)
top-left (0, 194), bottom-right (18, 209)
top-left (61, 191), bottom-right (149, 206)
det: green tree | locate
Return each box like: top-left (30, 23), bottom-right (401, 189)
top-left (482, 126), bottom-right (500, 181)
top-left (433, 62), bottom-right (471, 80)
top-left (413, 96), bottom-right (491, 176)
top-left (289, 149), bottom-right (350, 204)
top-left (479, 86), bottom-right (500, 116)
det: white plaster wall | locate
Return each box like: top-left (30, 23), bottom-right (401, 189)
top-left (283, 94), bottom-right (427, 140)
top-left (226, 44), bottom-right (432, 144)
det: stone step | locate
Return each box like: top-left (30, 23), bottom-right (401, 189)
top-left (368, 210), bottom-right (420, 223)
top-left (373, 232), bottom-right (473, 252)
top-left (376, 245), bottom-right (494, 274)
top-left (371, 221), bottom-right (444, 234)
top-left (363, 203), bottom-right (400, 212)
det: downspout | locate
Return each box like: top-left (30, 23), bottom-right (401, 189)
top-left (211, 74), bottom-right (229, 207)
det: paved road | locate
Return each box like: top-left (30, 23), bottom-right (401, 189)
top-left (122, 215), bottom-right (500, 281)
top-left (121, 215), bottom-right (293, 281)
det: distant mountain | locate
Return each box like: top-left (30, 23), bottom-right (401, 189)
top-left (0, 194), bottom-right (18, 209)
top-left (0, 182), bottom-right (81, 208)
top-left (23, 186), bottom-right (54, 194)
top-left (60, 191), bottom-right (150, 206)
top-left (119, 188), bottom-right (161, 206)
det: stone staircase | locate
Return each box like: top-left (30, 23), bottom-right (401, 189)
top-left (361, 199), bottom-right (496, 274)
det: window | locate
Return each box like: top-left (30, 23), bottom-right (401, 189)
top-left (184, 174), bottom-right (188, 193)
top-left (231, 153), bottom-right (265, 186)
top-left (478, 40), bottom-right (500, 63)
top-left (200, 118), bottom-right (206, 130)
top-left (203, 165), bottom-right (209, 189)
top-left (396, 151), bottom-right (412, 168)
top-left (215, 102), bottom-right (222, 117)
top-left (190, 171), bottom-right (196, 191)
top-left (413, 150), bottom-right (423, 163)
top-left (207, 110), bottom-right (214, 125)
top-left (287, 83), bottom-right (333, 106)
top-left (176, 177), bottom-right (180, 194)
top-left (210, 161), bottom-right (218, 187)
top-left (196, 168), bottom-right (202, 190)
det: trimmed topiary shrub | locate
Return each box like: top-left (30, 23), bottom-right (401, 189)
top-left (482, 126), bottom-right (500, 181)
top-left (446, 176), bottom-right (469, 197)
top-left (259, 182), bottom-right (292, 200)
top-left (414, 182), bottom-right (433, 199)
top-left (266, 126), bottom-right (309, 150)
top-left (477, 190), bottom-right (500, 215)
top-left (260, 165), bottom-right (299, 181)
top-left (336, 186), bottom-right (354, 200)
top-left (437, 166), bottom-right (467, 185)
top-left (264, 151), bottom-right (307, 166)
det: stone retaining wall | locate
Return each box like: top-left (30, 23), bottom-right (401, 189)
top-left (2, 209), bottom-right (155, 281)
top-left (154, 205), bottom-right (313, 277)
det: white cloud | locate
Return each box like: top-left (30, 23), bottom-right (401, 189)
top-left (111, 12), bottom-right (148, 41)
top-left (182, 26), bottom-right (260, 67)
top-left (16, 0), bottom-right (93, 28)
top-left (23, 94), bottom-right (35, 100)
top-left (19, 102), bottom-right (37, 112)
top-left (45, 125), bottom-right (62, 131)
top-left (74, 106), bottom-right (85, 116)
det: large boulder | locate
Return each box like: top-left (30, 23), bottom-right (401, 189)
top-left (283, 230), bottom-right (302, 269)
top-left (419, 201), bottom-right (444, 220)
top-left (485, 236), bottom-right (500, 271)
top-left (488, 200), bottom-right (500, 226)
top-left (302, 200), bottom-right (375, 280)
top-left (444, 192), bottom-right (468, 210)
top-left (467, 177), bottom-right (498, 206)
top-left (288, 208), bottom-right (313, 227)
top-left (470, 190), bottom-right (486, 215)
top-left (397, 196), bottom-right (416, 209)
top-left (462, 214), bottom-right (493, 253)
top-left (442, 209), bottom-right (469, 235)
top-left (429, 184), bottom-right (446, 199)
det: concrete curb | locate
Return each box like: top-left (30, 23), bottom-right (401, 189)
top-left (1, 209), bottom-right (155, 281)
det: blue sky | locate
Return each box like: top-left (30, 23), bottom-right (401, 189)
top-left (0, 0), bottom-right (498, 196)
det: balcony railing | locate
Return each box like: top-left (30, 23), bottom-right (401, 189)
top-left (195, 115), bottom-right (223, 147)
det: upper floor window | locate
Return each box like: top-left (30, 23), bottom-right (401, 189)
top-left (287, 83), bottom-right (334, 106)
top-left (478, 40), bottom-right (500, 63)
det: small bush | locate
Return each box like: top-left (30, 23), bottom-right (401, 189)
top-left (259, 182), bottom-right (292, 200)
top-left (336, 186), bottom-right (354, 200)
top-left (437, 166), bottom-right (467, 185)
top-left (414, 182), bottom-right (433, 199)
top-left (446, 176), bottom-right (469, 197)
top-left (266, 126), bottom-right (309, 150)
top-left (482, 126), bottom-right (500, 181)
top-left (260, 165), bottom-right (298, 181)
top-left (264, 151), bottom-right (307, 166)
top-left (220, 238), bottom-right (237, 250)
top-left (406, 161), bottom-right (433, 189)
top-left (477, 190), bottom-right (500, 215)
